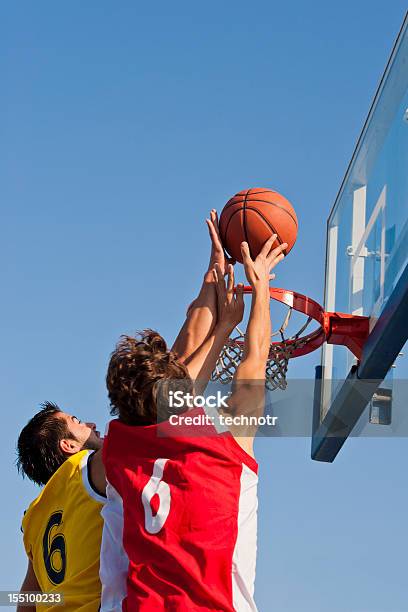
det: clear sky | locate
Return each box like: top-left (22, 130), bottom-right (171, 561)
top-left (2, 2), bottom-right (408, 610)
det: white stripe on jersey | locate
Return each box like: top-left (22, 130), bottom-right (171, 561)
top-left (232, 463), bottom-right (259, 611)
top-left (100, 482), bottom-right (128, 612)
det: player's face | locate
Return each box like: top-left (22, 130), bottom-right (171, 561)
top-left (59, 412), bottom-right (103, 452)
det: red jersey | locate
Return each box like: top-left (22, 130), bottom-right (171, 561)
top-left (100, 408), bottom-right (259, 611)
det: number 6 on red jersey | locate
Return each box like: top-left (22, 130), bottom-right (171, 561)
top-left (141, 458), bottom-right (171, 534)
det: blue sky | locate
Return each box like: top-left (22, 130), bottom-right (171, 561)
top-left (2, 2), bottom-right (408, 610)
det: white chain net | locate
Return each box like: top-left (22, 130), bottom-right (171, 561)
top-left (211, 309), bottom-right (313, 391)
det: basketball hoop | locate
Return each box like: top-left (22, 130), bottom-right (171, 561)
top-left (211, 286), bottom-right (370, 391)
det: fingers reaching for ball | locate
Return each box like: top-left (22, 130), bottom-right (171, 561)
top-left (212, 263), bottom-right (244, 330)
top-left (267, 241), bottom-right (288, 266)
top-left (240, 236), bottom-right (287, 289)
top-left (207, 210), bottom-right (236, 275)
top-left (259, 233), bottom-right (279, 258)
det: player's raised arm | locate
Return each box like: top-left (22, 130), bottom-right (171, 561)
top-left (184, 263), bottom-right (244, 390)
top-left (224, 235), bottom-right (287, 456)
top-left (171, 210), bottom-right (233, 362)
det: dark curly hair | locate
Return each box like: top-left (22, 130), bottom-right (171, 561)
top-left (107, 330), bottom-right (192, 426)
top-left (17, 402), bottom-right (78, 487)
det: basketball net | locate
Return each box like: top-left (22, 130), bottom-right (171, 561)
top-left (211, 309), bottom-right (313, 391)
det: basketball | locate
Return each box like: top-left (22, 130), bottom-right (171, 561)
top-left (219, 188), bottom-right (298, 263)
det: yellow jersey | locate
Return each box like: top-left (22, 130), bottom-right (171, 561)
top-left (22, 450), bottom-right (106, 611)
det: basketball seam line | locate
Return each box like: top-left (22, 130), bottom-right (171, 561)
top-left (222, 208), bottom-right (240, 259)
top-left (224, 197), bottom-right (298, 228)
top-left (244, 198), bottom-right (298, 227)
top-left (242, 189), bottom-right (252, 258)
top-left (222, 189), bottom-right (276, 213)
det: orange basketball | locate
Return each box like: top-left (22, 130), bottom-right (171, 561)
top-left (219, 188), bottom-right (298, 264)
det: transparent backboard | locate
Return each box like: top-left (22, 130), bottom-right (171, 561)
top-left (313, 13), bottom-right (408, 460)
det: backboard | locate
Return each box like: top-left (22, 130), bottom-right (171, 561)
top-left (312, 12), bottom-right (408, 462)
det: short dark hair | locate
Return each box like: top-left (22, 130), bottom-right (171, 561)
top-left (17, 402), bottom-right (77, 486)
top-left (107, 330), bottom-right (192, 426)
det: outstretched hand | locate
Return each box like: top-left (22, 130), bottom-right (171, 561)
top-left (206, 209), bottom-right (235, 276)
top-left (212, 263), bottom-right (244, 331)
top-left (241, 235), bottom-right (288, 289)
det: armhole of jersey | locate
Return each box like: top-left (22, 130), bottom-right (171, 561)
top-left (222, 432), bottom-right (259, 475)
top-left (201, 405), bottom-right (259, 474)
top-left (80, 451), bottom-right (107, 503)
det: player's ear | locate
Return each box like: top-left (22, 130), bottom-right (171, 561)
top-left (59, 438), bottom-right (80, 454)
